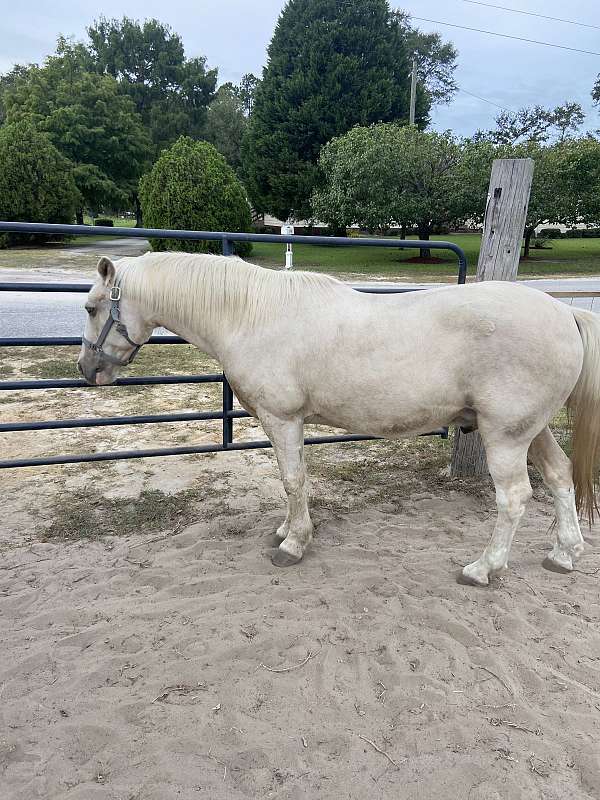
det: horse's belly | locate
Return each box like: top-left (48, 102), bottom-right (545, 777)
top-left (305, 401), bottom-right (455, 438)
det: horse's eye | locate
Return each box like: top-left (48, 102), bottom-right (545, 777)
top-left (85, 305), bottom-right (96, 317)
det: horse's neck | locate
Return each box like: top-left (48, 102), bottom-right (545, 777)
top-left (138, 257), bottom-right (251, 359)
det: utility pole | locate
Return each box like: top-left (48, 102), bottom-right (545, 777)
top-left (409, 58), bottom-right (417, 125)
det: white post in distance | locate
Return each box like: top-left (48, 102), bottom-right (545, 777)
top-left (281, 223), bottom-right (294, 270)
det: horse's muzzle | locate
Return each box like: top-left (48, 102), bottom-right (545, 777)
top-left (77, 356), bottom-right (101, 386)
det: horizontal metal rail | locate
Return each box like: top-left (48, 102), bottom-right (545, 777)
top-left (0, 221), bottom-right (468, 283)
top-left (0, 221), bottom-right (465, 468)
top-left (0, 409), bottom-right (251, 433)
top-left (0, 335), bottom-right (184, 347)
top-left (0, 374), bottom-right (222, 391)
top-left (0, 282), bottom-right (429, 295)
top-left (0, 431), bottom-right (449, 470)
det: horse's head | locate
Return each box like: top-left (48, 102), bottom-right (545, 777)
top-left (77, 257), bottom-right (153, 386)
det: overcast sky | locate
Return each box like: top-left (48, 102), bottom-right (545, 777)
top-left (2, 0), bottom-right (598, 136)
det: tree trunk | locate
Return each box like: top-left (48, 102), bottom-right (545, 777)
top-left (135, 195), bottom-right (143, 228)
top-left (400, 221), bottom-right (407, 240)
top-left (418, 223), bottom-right (431, 259)
top-left (523, 226), bottom-right (535, 258)
top-left (76, 209), bottom-right (84, 225)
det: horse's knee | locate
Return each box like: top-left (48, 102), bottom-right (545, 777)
top-left (282, 473), bottom-right (306, 498)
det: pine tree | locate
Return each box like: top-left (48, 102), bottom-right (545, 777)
top-left (242, 0), bottom-right (428, 221)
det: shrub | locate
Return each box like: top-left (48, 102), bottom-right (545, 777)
top-left (537, 228), bottom-right (563, 239)
top-left (533, 236), bottom-right (552, 250)
top-left (139, 137), bottom-right (253, 256)
top-left (0, 120), bottom-right (79, 247)
top-left (94, 218), bottom-right (114, 226)
top-left (564, 228), bottom-right (600, 238)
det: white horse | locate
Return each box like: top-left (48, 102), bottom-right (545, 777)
top-left (78, 252), bottom-right (600, 586)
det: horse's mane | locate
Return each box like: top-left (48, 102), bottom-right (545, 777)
top-left (116, 251), bottom-right (341, 332)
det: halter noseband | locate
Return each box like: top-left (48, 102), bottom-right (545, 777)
top-left (82, 285), bottom-right (142, 366)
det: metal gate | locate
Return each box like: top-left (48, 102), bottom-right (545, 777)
top-left (0, 222), bottom-right (467, 469)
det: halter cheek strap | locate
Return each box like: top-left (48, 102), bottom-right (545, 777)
top-left (82, 285), bottom-right (142, 366)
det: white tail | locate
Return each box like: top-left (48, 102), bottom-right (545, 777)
top-left (568, 308), bottom-right (600, 525)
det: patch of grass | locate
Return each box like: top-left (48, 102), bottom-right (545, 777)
top-left (129, 345), bottom-right (219, 376)
top-left (0, 362), bottom-right (15, 377)
top-left (41, 487), bottom-right (198, 541)
top-left (33, 358), bottom-right (80, 380)
top-left (250, 237), bottom-right (467, 279)
top-left (83, 215), bottom-right (137, 228)
top-left (250, 234), bottom-right (600, 280)
top-left (4, 344), bottom-right (218, 381)
top-left (305, 434), bottom-right (471, 514)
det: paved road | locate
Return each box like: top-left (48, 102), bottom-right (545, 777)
top-left (1, 275), bottom-right (599, 339)
top-left (0, 238), bottom-right (150, 339)
top-left (66, 237), bottom-right (150, 256)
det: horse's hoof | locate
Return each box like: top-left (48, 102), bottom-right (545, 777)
top-left (542, 555), bottom-right (572, 574)
top-left (271, 548), bottom-right (302, 568)
top-left (459, 563), bottom-right (490, 587)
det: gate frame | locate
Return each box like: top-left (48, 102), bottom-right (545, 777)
top-left (0, 221), bottom-right (467, 469)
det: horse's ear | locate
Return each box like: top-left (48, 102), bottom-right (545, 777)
top-left (97, 257), bottom-right (116, 287)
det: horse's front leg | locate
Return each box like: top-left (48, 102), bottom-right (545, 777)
top-left (259, 411), bottom-right (313, 567)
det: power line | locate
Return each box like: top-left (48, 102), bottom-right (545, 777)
top-left (459, 0), bottom-right (600, 31)
top-left (458, 87), bottom-right (510, 111)
top-left (411, 16), bottom-right (600, 57)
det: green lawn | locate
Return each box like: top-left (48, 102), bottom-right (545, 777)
top-left (250, 234), bottom-right (600, 280)
top-left (2, 228), bottom-right (599, 280)
top-left (70, 215), bottom-right (137, 245)
top-left (82, 214), bottom-right (136, 228)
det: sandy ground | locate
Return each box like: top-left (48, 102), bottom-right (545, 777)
top-left (2, 342), bottom-right (600, 799)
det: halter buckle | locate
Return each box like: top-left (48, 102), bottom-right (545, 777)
top-left (110, 286), bottom-right (121, 301)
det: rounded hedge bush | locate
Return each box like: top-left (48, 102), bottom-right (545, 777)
top-left (0, 120), bottom-right (79, 247)
top-left (139, 137), bottom-right (253, 256)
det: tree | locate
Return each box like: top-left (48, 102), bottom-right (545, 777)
top-left (203, 85), bottom-right (248, 173)
top-left (0, 64), bottom-right (36, 125)
top-left (593, 75), bottom-right (600, 105)
top-left (238, 74), bottom-right (260, 117)
top-left (391, 12), bottom-right (458, 106)
top-left (564, 136), bottom-right (600, 223)
top-left (500, 138), bottom-right (600, 257)
top-left (139, 137), bottom-right (253, 256)
top-left (87, 16), bottom-right (217, 154)
top-left (242, 0), bottom-right (430, 221)
top-left (0, 120), bottom-right (80, 247)
top-left (312, 124), bottom-right (493, 256)
top-left (2, 49), bottom-right (151, 222)
top-left (488, 102), bottom-right (585, 145)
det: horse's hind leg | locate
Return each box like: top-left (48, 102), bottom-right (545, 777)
top-left (258, 411), bottom-right (313, 567)
top-left (529, 426), bottom-right (585, 571)
top-left (462, 437), bottom-right (532, 587)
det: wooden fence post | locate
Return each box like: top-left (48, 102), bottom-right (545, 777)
top-left (451, 158), bottom-right (534, 478)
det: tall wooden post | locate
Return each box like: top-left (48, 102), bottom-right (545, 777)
top-left (451, 158), bottom-right (534, 477)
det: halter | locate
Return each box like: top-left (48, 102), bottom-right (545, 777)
top-left (82, 285), bottom-right (142, 366)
